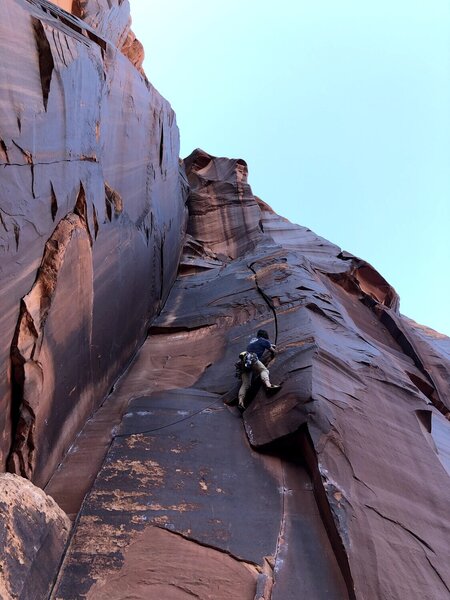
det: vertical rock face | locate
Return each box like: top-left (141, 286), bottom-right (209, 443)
top-left (51, 150), bottom-right (450, 599)
top-left (0, 473), bottom-right (71, 600)
top-left (0, 0), bottom-right (187, 487)
top-left (2, 4), bottom-right (450, 599)
top-left (184, 149), bottom-right (263, 259)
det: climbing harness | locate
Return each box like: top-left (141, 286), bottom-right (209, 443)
top-left (235, 351), bottom-right (258, 378)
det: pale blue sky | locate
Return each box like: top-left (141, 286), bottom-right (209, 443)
top-left (132, 0), bottom-right (450, 336)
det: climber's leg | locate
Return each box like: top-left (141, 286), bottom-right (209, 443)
top-left (238, 371), bottom-right (251, 408)
top-left (254, 361), bottom-right (280, 390)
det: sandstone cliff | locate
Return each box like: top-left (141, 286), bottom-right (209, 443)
top-left (1, 2), bottom-right (449, 600)
top-left (47, 149), bottom-right (450, 600)
top-left (0, 0), bottom-right (187, 489)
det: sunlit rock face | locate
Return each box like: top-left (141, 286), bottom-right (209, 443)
top-left (184, 149), bottom-right (264, 259)
top-left (52, 150), bottom-right (450, 599)
top-left (0, 0), bottom-right (187, 487)
top-left (51, 0), bottom-right (73, 11)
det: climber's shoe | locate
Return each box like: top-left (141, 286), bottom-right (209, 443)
top-left (223, 397), bottom-right (237, 406)
top-left (265, 384), bottom-right (281, 392)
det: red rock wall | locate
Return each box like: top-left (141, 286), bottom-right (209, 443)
top-left (0, 473), bottom-right (71, 600)
top-left (50, 150), bottom-right (450, 599)
top-left (2, 3), bottom-right (450, 598)
top-left (0, 0), bottom-right (187, 487)
top-left (52, 0), bottom-right (73, 11)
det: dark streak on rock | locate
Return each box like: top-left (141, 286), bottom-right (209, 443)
top-left (13, 224), bottom-right (20, 251)
top-left (0, 210), bottom-right (8, 232)
top-left (159, 123), bottom-right (164, 169)
top-left (0, 139), bottom-right (10, 163)
top-left (159, 235), bottom-right (165, 305)
top-left (50, 182), bottom-right (58, 221)
top-left (104, 182), bottom-right (123, 220)
top-left (31, 163), bottom-right (35, 199)
top-left (32, 18), bottom-right (55, 112)
top-left (11, 140), bottom-right (32, 163)
top-left (74, 183), bottom-right (92, 246)
top-left (92, 203), bottom-right (99, 240)
top-left (248, 262), bottom-right (278, 344)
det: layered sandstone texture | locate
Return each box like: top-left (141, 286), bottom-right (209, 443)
top-left (0, 473), bottom-right (71, 600)
top-left (1, 1), bottom-right (450, 599)
top-left (0, 0), bottom-right (187, 489)
top-left (51, 150), bottom-right (450, 600)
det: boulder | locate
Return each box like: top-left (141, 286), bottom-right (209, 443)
top-left (0, 473), bottom-right (71, 600)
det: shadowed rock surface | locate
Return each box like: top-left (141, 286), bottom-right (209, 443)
top-left (1, 2), bottom-right (450, 599)
top-left (0, 0), bottom-right (187, 488)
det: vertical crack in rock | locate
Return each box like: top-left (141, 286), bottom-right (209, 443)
top-left (248, 263), bottom-right (278, 343)
top-left (73, 182), bottom-right (93, 246)
top-left (159, 234), bottom-right (165, 306)
top-left (254, 557), bottom-right (275, 600)
top-left (32, 18), bottom-right (55, 112)
top-left (104, 182), bottom-right (123, 222)
top-left (0, 139), bottom-right (10, 163)
top-left (272, 459), bottom-right (287, 594)
top-left (31, 163), bottom-right (35, 199)
top-left (92, 203), bottom-right (99, 239)
top-left (0, 209), bottom-right (8, 232)
top-left (13, 223), bottom-right (20, 251)
top-left (298, 428), bottom-right (357, 600)
top-left (244, 259), bottom-right (355, 596)
top-left (50, 182), bottom-right (58, 221)
top-left (159, 122), bottom-right (164, 169)
top-left (7, 207), bottom-right (91, 480)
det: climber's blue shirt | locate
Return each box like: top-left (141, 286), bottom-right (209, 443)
top-left (247, 337), bottom-right (272, 359)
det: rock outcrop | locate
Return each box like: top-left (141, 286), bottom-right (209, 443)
top-left (50, 150), bottom-right (450, 599)
top-left (1, 2), bottom-right (450, 599)
top-left (0, 473), bottom-right (71, 600)
top-left (0, 0), bottom-right (187, 488)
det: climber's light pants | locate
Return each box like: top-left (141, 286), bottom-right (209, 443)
top-left (238, 360), bottom-right (271, 407)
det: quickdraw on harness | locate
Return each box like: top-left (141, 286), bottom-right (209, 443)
top-left (235, 351), bottom-right (258, 378)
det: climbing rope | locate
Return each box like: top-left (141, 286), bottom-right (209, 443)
top-left (112, 394), bottom-right (224, 439)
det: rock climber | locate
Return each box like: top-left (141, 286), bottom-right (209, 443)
top-left (237, 329), bottom-right (280, 409)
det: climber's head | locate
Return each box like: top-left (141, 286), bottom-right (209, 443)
top-left (257, 329), bottom-right (269, 340)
